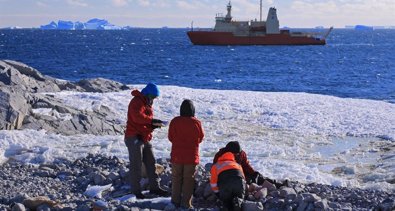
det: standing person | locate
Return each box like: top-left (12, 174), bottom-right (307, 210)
top-left (124, 82), bottom-right (168, 199)
top-left (168, 99), bottom-right (204, 209)
top-left (210, 152), bottom-right (246, 211)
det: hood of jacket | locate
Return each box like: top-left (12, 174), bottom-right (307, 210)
top-left (180, 99), bottom-right (195, 117)
top-left (131, 90), bottom-right (148, 104)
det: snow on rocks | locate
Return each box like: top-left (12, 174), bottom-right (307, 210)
top-left (0, 60), bottom-right (128, 135)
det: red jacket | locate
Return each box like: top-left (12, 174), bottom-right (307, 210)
top-left (168, 116), bottom-right (204, 165)
top-left (210, 152), bottom-right (244, 193)
top-left (213, 148), bottom-right (255, 178)
top-left (125, 90), bottom-right (155, 142)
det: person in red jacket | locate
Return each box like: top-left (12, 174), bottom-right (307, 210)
top-left (168, 99), bottom-right (204, 209)
top-left (211, 152), bottom-right (246, 211)
top-left (124, 82), bottom-right (167, 199)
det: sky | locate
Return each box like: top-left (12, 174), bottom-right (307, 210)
top-left (0, 0), bottom-right (394, 28)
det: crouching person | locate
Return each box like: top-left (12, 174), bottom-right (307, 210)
top-left (210, 152), bottom-right (246, 211)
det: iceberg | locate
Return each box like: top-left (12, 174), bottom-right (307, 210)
top-left (40, 21), bottom-right (58, 30)
top-left (354, 25), bottom-right (373, 31)
top-left (38, 18), bottom-right (124, 30)
top-left (57, 20), bottom-right (74, 30)
top-left (85, 18), bottom-right (109, 30)
top-left (74, 21), bottom-right (85, 30)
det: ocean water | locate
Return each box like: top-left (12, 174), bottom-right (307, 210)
top-left (0, 28), bottom-right (394, 103)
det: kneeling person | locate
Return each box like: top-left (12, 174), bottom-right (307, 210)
top-left (210, 152), bottom-right (246, 211)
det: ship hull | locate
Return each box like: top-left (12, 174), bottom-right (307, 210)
top-left (187, 31), bottom-right (326, 45)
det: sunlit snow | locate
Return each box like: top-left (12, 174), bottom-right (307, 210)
top-left (0, 85), bottom-right (394, 191)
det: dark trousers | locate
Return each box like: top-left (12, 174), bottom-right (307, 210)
top-left (218, 176), bottom-right (246, 211)
top-left (124, 136), bottom-right (160, 194)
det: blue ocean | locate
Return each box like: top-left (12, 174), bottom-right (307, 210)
top-left (0, 29), bottom-right (394, 103)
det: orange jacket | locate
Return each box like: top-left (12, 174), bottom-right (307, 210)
top-left (125, 90), bottom-right (154, 142)
top-left (168, 116), bottom-right (204, 164)
top-left (210, 152), bottom-right (245, 193)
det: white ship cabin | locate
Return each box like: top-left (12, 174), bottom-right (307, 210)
top-left (214, 1), bottom-right (280, 35)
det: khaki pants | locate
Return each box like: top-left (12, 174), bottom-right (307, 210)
top-left (124, 136), bottom-right (160, 194)
top-left (171, 163), bottom-right (196, 208)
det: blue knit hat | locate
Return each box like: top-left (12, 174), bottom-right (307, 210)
top-left (141, 83), bottom-right (160, 97)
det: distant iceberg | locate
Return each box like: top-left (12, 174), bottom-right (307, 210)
top-left (40, 21), bottom-right (58, 30)
top-left (85, 18), bottom-right (109, 30)
top-left (354, 25), bottom-right (374, 31)
top-left (57, 20), bottom-right (74, 30)
top-left (74, 21), bottom-right (85, 30)
top-left (39, 18), bottom-right (125, 30)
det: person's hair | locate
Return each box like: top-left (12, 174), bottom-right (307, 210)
top-left (180, 99), bottom-right (195, 117)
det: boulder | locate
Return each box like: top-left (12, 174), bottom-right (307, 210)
top-left (22, 196), bottom-right (57, 210)
top-left (76, 78), bottom-right (129, 93)
top-left (0, 60), bottom-right (128, 135)
top-left (0, 87), bottom-right (30, 130)
top-left (0, 60), bottom-right (61, 92)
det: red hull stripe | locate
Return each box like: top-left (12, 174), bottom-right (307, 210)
top-left (187, 31), bottom-right (325, 45)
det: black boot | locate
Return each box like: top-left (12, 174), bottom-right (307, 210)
top-left (150, 187), bottom-right (169, 197)
top-left (134, 192), bottom-right (145, 199)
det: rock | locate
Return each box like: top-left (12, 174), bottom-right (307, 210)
top-left (23, 196), bottom-right (57, 210)
top-left (314, 199), bottom-right (329, 210)
top-left (261, 180), bottom-right (276, 191)
top-left (301, 193), bottom-right (321, 202)
top-left (150, 201), bottom-right (168, 210)
top-left (0, 60), bottom-right (127, 135)
top-left (11, 203), bottom-right (26, 211)
top-left (242, 201), bottom-right (264, 211)
top-left (92, 200), bottom-right (108, 210)
top-left (297, 201), bottom-right (308, 211)
top-left (76, 204), bottom-right (91, 211)
top-left (0, 60), bottom-right (61, 92)
top-left (279, 187), bottom-right (296, 198)
top-left (76, 78), bottom-right (129, 93)
top-left (36, 204), bottom-right (51, 211)
top-left (0, 87), bottom-right (30, 130)
top-left (379, 198), bottom-right (395, 211)
top-left (328, 201), bottom-right (341, 209)
top-left (248, 183), bottom-right (260, 192)
top-left (92, 173), bottom-right (107, 185)
top-left (254, 187), bottom-right (268, 200)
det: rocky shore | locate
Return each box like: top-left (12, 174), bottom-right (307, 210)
top-left (0, 154), bottom-right (394, 211)
top-left (0, 60), bottom-right (394, 210)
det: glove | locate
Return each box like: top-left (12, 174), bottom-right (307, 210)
top-left (152, 119), bottom-right (163, 129)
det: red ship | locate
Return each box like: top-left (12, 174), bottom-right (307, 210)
top-left (187, 1), bottom-right (333, 45)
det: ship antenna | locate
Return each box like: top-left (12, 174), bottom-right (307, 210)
top-left (260, 0), bottom-right (262, 21)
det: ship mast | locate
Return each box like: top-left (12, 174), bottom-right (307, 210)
top-left (260, 0), bottom-right (262, 21)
